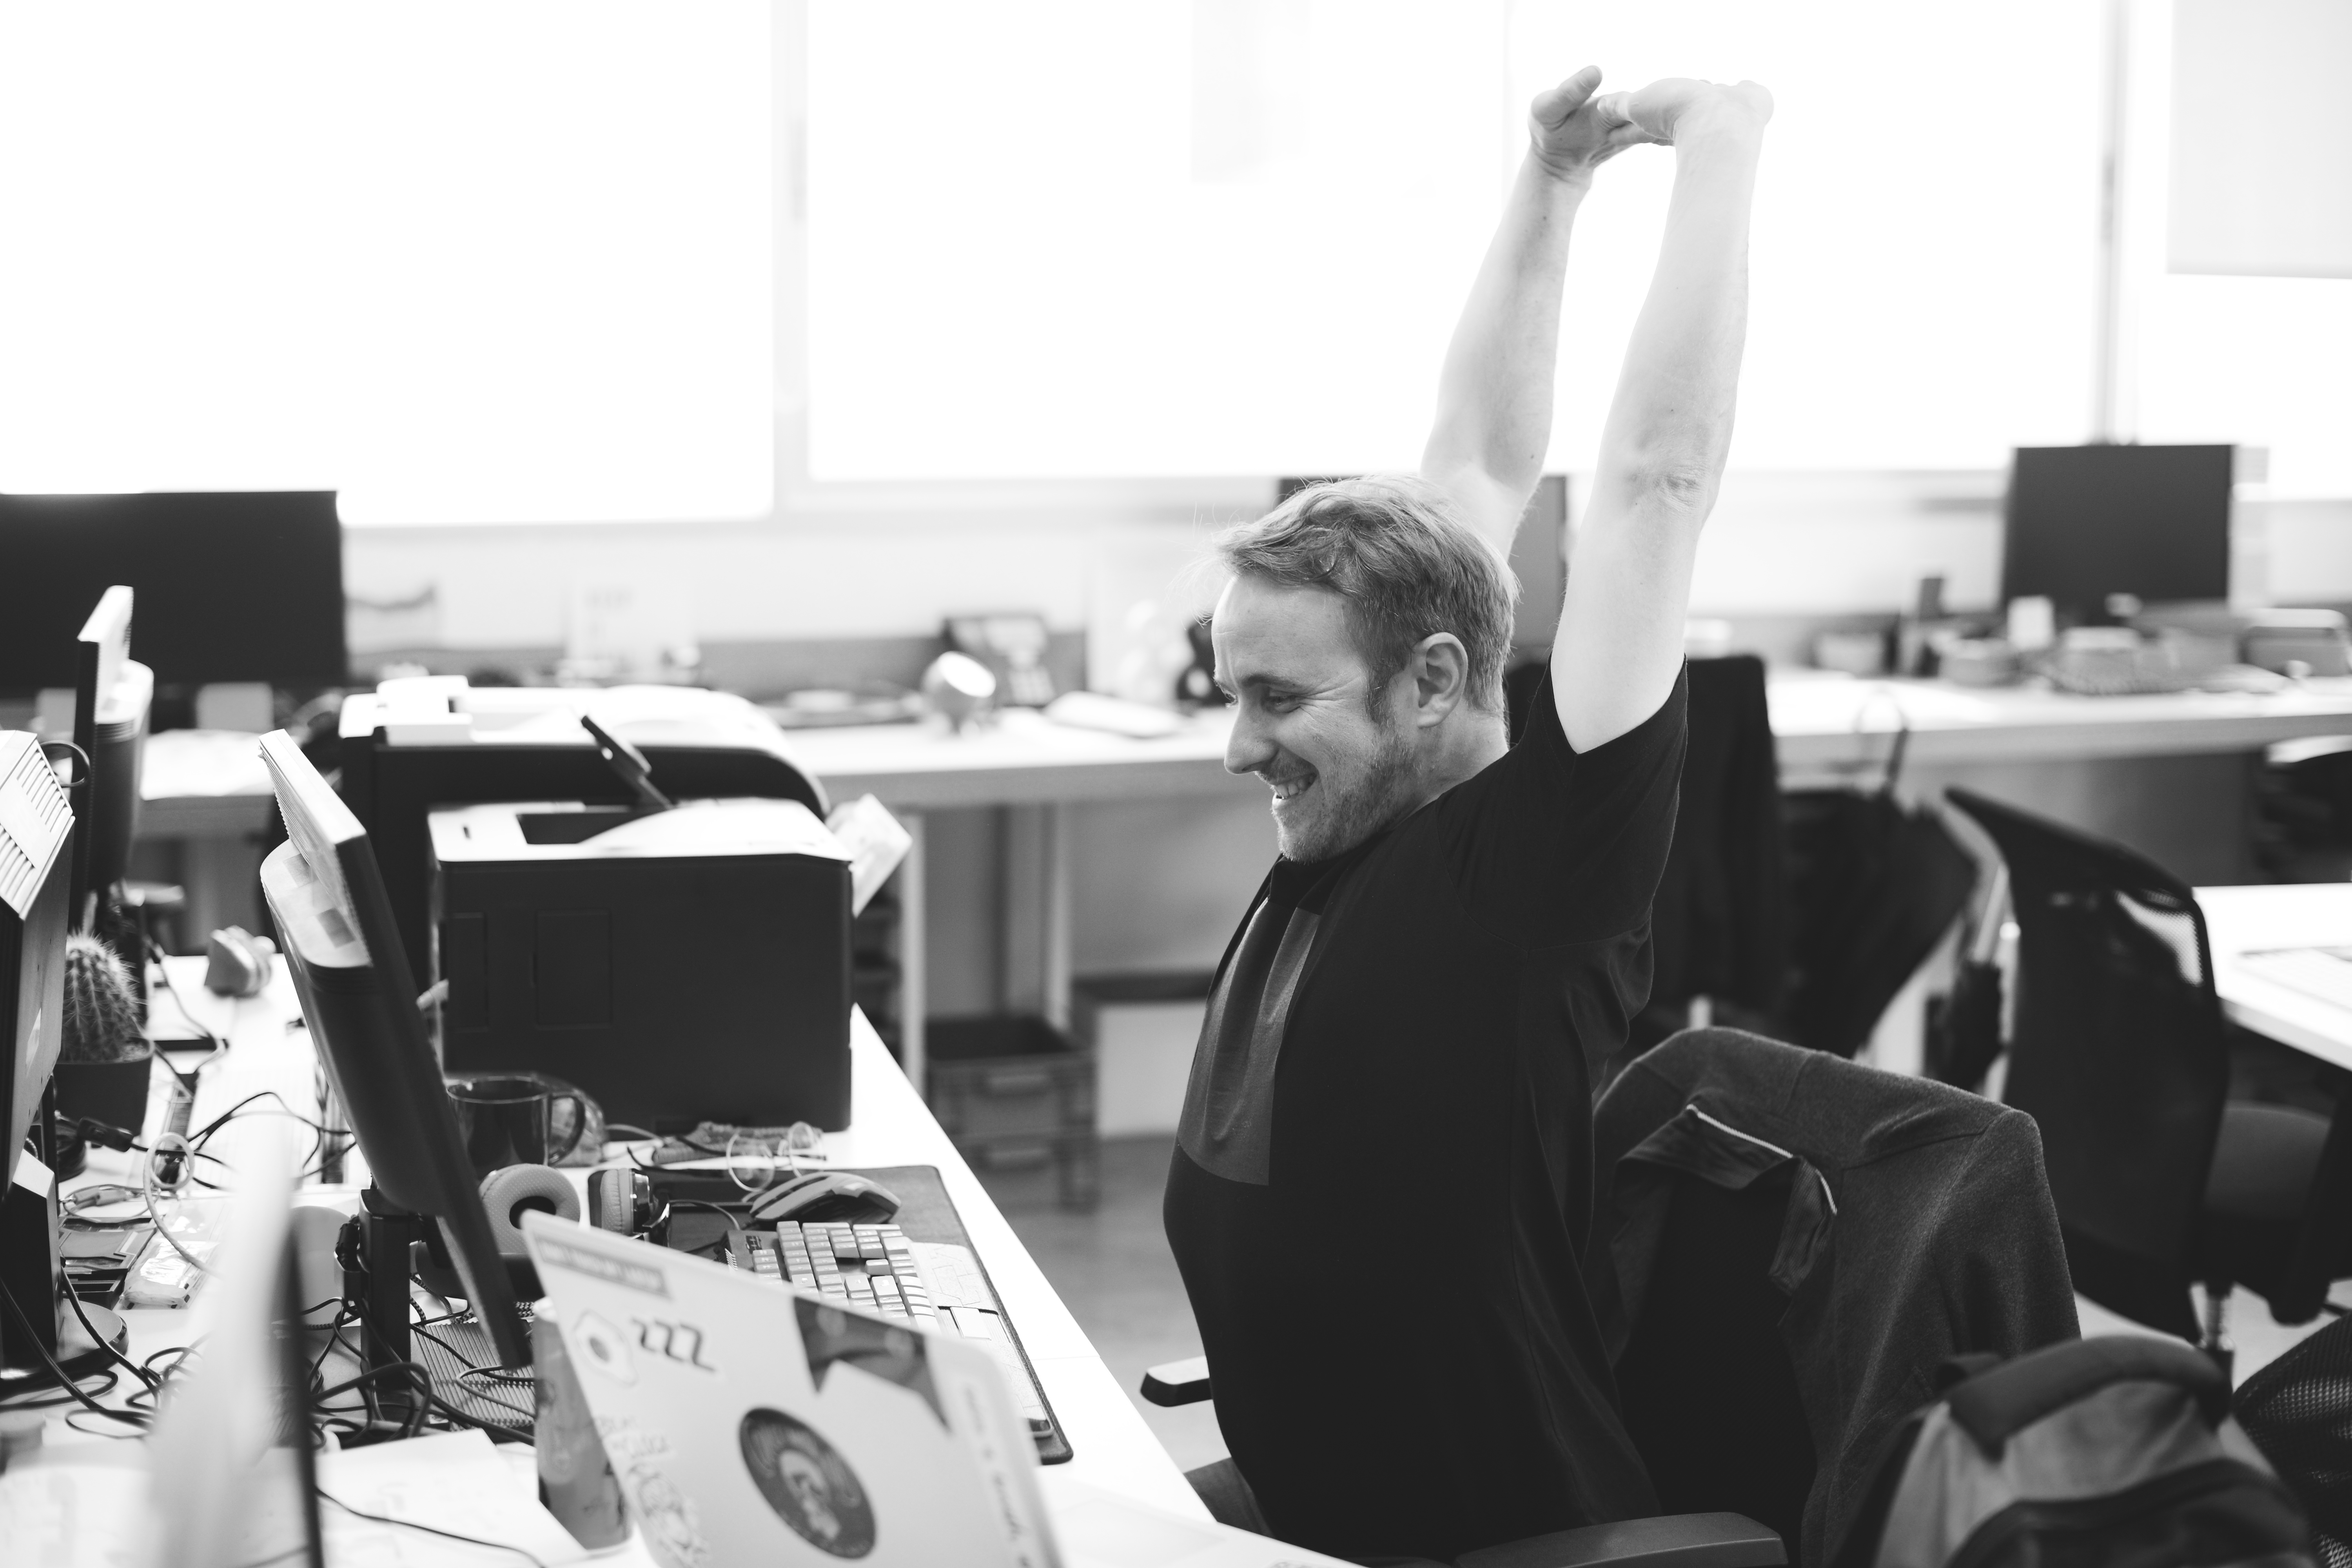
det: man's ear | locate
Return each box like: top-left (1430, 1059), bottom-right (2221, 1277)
top-left (1411, 634), bottom-right (1471, 726)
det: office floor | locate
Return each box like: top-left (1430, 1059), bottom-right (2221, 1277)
top-left (977, 1134), bottom-right (1230, 1474)
top-left (983, 1136), bottom-right (2344, 1485)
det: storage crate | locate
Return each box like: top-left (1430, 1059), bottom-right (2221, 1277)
top-left (925, 1014), bottom-right (1098, 1209)
top-left (1070, 971), bottom-right (1212, 1138)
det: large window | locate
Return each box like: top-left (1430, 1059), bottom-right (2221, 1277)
top-left (0, 3), bottom-right (773, 523)
top-left (807, 0), bottom-right (2108, 480)
top-left (2132, 0), bottom-right (2352, 497)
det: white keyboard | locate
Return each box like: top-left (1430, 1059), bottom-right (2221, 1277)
top-left (730, 1221), bottom-right (1051, 1433)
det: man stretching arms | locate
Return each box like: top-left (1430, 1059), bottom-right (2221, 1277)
top-left (1163, 68), bottom-right (1773, 1562)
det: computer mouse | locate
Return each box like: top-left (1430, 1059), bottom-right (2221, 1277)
top-left (746, 1171), bottom-right (902, 1227)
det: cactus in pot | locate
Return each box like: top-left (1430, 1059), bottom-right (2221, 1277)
top-left (54, 933), bottom-right (154, 1135)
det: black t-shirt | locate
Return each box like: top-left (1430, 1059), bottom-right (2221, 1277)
top-left (1163, 669), bottom-right (1689, 1563)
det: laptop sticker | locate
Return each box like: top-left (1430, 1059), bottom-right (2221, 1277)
top-left (537, 1235), bottom-right (670, 1297)
top-left (796, 1298), bottom-right (946, 1428)
top-left (569, 1310), bottom-right (638, 1385)
top-left (740, 1408), bottom-right (878, 1559)
top-left (633, 1315), bottom-right (717, 1373)
top-left (603, 1423), bottom-right (711, 1568)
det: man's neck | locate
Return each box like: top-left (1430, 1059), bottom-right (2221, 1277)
top-left (1412, 706), bottom-right (1512, 809)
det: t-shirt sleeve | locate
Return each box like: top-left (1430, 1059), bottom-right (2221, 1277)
top-left (1433, 665), bottom-right (1688, 949)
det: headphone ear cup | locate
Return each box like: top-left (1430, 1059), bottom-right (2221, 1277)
top-left (587, 1168), bottom-right (652, 1234)
top-left (479, 1163), bottom-right (581, 1256)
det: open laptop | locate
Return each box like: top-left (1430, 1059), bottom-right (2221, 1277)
top-left (523, 1216), bottom-right (1351, 1568)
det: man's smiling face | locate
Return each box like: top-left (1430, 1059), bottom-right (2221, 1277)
top-left (1213, 573), bottom-right (1421, 863)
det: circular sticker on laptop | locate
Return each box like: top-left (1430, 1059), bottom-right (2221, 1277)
top-left (740, 1408), bottom-right (875, 1558)
top-left (569, 1311), bottom-right (637, 1386)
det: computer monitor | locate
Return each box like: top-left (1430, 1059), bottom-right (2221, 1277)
top-left (0, 731), bottom-right (72, 1194)
top-left (255, 730), bottom-right (528, 1367)
top-left (0, 728), bottom-right (122, 1385)
top-left (2001, 445), bottom-right (2235, 626)
top-left (67, 587), bottom-right (151, 932)
top-left (0, 492), bottom-right (345, 697)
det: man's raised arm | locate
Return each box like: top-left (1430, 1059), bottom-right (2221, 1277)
top-left (1420, 67), bottom-right (1647, 553)
top-left (1553, 80), bottom-right (1771, 752)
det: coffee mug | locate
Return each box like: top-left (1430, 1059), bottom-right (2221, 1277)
top-left (445, 1071), bottom-right (589, 1178)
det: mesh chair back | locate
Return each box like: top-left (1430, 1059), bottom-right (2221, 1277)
top-left (2236, 1314), bottom-right (2352, 1568)
top-left (1945, 789), bottom-right (2226, 1339)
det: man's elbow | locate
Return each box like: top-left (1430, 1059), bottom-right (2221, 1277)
top-left (1600, 455), bottom-right (1720, 524)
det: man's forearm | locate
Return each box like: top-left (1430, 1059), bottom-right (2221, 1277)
top-left (1589, 115), bottom-right (1763, 520)
top-left (1420, 152), bottom-right (1590, 549)
top-left (1552, 85), bottom-right (1768, 752)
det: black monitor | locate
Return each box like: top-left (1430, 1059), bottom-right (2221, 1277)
top-left (0, 729), bottom-right (124, 1385)
top-left (0, 492), bottom-right (345, 697)
top-left (68, 588), bottom-right (149, 933)
top-left (2002, 445), bottom-right (2234, 625)
top-left (255, 730), bottom-right (528, 1368)
top-left (0, 732), bottom-right (72, 1193)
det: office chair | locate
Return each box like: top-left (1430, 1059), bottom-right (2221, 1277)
top-left (1946, 788), bottom-right (2352, 1364)
top-left (1143, 1027), bottom-right (2076, 1568)
top-left (1641, 655), bottom-right (1789, 1050)
top-left (1142, 1356), bottom-right (1783, 1568)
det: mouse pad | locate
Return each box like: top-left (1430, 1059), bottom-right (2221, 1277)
top-left (659, 1163), bottom-right (1072, 1465)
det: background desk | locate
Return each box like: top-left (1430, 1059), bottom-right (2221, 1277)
top-left (1772, 674), bottom-right (2352, 886)
top-left (781, 709), bottom-right (1256, 1088)
top-left (1771, 673), bottom-right (2352, 776)
top-left (133, 675), bottom-right (2352, 1087)
top-left (2198, 883), bottom-right (2352, 1073)
top-left (52, 959), bottom-right (1207, 1524)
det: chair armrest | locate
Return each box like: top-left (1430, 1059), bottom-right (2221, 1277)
top-left (1453, 1512), bottom-right (1784, 1568)
top-left (1140, 1356), bottom-right (1213, 1407)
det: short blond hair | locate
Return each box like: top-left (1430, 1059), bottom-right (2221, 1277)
top-left (1214, 476), bottom-right (1517, 713)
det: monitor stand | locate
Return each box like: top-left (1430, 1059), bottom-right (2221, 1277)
top-left (344, 1187), bottom-right (532, 1440)
top-left (0, 1151), bottom-right (129, 1388)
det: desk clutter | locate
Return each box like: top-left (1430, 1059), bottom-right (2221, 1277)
top-left (0, 700), bottom-right (1355, 1568)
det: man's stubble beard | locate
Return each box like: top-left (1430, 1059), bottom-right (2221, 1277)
top-left (1274, 718), bottom-right (1423, 864)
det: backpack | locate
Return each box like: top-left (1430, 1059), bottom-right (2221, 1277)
top-left (1837, 1336), bottom-right (2314, 1568)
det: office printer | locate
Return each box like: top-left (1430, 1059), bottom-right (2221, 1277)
top-left (340, 677), bottom-right (829, 984)
top-left (429, 796), bottom-right (853, 1132)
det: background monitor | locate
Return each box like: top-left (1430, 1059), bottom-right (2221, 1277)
top-left (255, 730), bottom-right (528, 1367)
top-left (68, 588), bottom-right (150, 929)
top-left (0, 731), bottom-right (73, 1192)
top-left (2002, 445), bottom-right (2234, 624)
top-left (0, 492), bottom-right (345, 696)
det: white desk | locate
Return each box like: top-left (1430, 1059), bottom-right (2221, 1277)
top-left (44, 960), bottom-right (1206, 1525)
top-left (782, 709), bottom-right (1257, 1087)
top-left (2196, 884), bottom-right (2352, 1073)
top-left (1770, 673), bottom-right (2352, 780)
top-left (141, 677), bottom-right (2352, 1083)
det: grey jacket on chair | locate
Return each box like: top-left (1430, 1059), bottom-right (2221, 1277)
top-left (1589, 1029), bottom-right (2080, 1567)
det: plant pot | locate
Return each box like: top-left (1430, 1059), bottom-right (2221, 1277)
top-left (53, 1050), bottom-right (156, 1136)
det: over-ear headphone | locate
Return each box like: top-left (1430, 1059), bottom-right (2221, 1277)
top-left (587, 1167), bottom-right (657, 1236)
top-left (479, 1163), bottom-right (580, 1257)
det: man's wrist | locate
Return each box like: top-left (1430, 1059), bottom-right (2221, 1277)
top-left (1528, 149), bottom-right (1597, 193)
